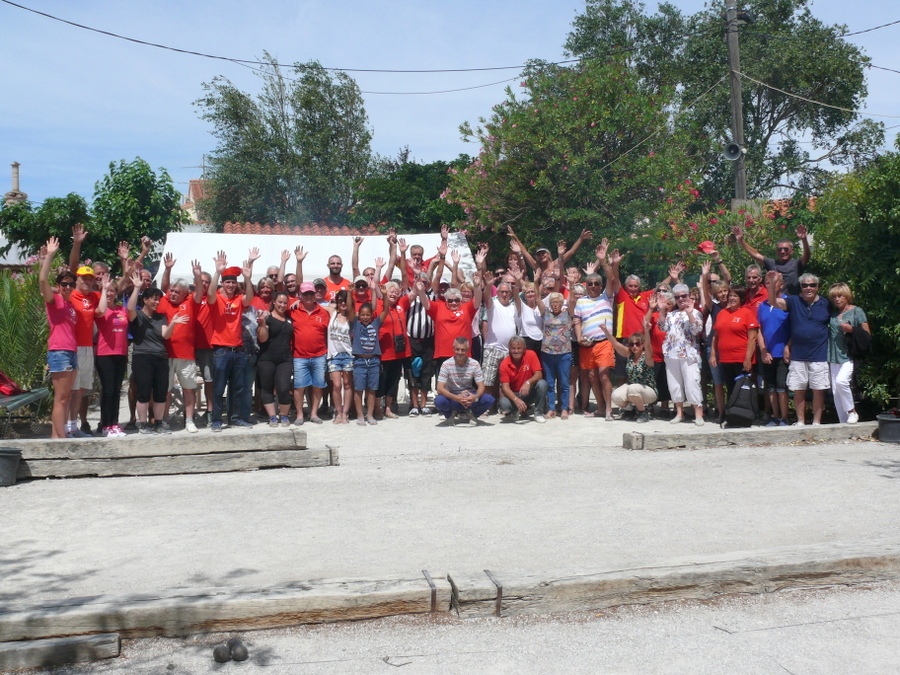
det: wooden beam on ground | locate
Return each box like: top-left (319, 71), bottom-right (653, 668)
top-left (17, 448), bottom-right (335, 479)
top-left (0, 576), bottom-right (453, 641)
top-left (623, 421), bottom-right (877, 451)
top-left (0, 633), bottom-right (119, 671)
top-left (6, 429), bottom-right (308, 460)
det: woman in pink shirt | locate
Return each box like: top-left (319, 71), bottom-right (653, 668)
top-left (94, 274), bottom-right (130, 437)
top-left (38, 237), bottom-right (78, 439)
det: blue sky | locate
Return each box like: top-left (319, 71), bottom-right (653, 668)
top-left (1, 0), bottom-right (897, 206)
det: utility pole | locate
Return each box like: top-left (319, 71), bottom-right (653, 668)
top-left (725, 0), bottom-right (748, 207)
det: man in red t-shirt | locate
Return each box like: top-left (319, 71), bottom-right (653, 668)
top-left (290, 282), bottom-right (330, 424)
top-left (498, 336), bottom-right (548, 423)
top-left (207, 249), bottom-right (260, 431)
top-left (159, 258), bottom-right (205, 432)
top-left (67, 265), bottom-right (100, 436)
top-left (324, 255), bottom-right (351, 302)
top-left (415, 277), bottom-right (481, 369)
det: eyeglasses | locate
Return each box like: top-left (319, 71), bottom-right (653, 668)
top-left (268, 274), bottom-right (278, 279)
top-left (628, 342), bottom-right (642, 347)
top-left (446, 299), bottom-right (461, 303)
top-left (800, 282), bottom-right (818, 288)
top-left (586, 281), bottom-right (602, 287)
top-left (776, 247), bottom-right (792, 252)
top-left (59, 281), bottom-right (75, 288)
top-left (674, 294), bottom-right (688, 300)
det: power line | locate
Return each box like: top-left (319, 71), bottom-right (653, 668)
top-left (737, 71), bottom-right (900, 119)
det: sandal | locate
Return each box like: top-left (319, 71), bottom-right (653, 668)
top-left (356, 419), bottom-right (367, 426)
top-left (384, 409), bottom-right (398, 419)
top-left (367, 418), bottom-right (378, 425)
top-left (583, 411), bottom-right (596, 418)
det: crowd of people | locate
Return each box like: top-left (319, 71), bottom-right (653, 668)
top-left (38, 220), bottom-right (870, 438)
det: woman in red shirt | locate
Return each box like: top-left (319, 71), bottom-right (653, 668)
top-left (709, 287), bottom-right (759, 397)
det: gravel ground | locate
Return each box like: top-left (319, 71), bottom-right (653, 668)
top-left (37, 580), bottom-right (900, 674)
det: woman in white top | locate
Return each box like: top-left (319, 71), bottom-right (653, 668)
top-left (515, 280), bottom-right (544, 353)
top-left (326, 289), bottom-right (354, 423)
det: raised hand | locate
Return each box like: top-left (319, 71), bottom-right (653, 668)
top-left (557, 240), bottom-right (567, 257)
top-left (213, 250), bottom-right (227, 273)
top-left (140, 236), bottom-right (152, 254)
top-left (241, 259), bottom-right (253, 278)
top-left (608, 249), bottom-right (624, 266)
top-left (440, 224), bottom-right (449, 241)
top-left (374, 256), bottom-right (385, 271)
top-left (163, 252), bottom-right (176, 269)
top-left (281, 249), bottom-right (291, 264)
top-left (595, 238), bottom-right (609, 261)
top-left (583, 259), bottom-right (599, 275)
top-left (130, 269), bottom-right (143, 288)
top-left (580, 228), bottom-right (593, 241)
top-left (731, 224), bottom-right (743, 241)
top-left (117, 241), bottom-right (130, 260)
top-left (72, 223), bottom-right (87, 244)
top-left (398, 237), bottom-right (408, 254)
top-left (450, 248), bottom-right (460, 265)
top-left (294, 245), bottom-right (307, 262)
top-left (247, 247), bottom-right (260, 265)
top-left (438, 238), bottom-right (448, 257)
top-left (46, 237), bottom-right (60, 257)
top-left (668, 261), bottom-right (685, 280)
top-left (387, 228), bottom-right (397, 245)
top-left (353, 236), bottom-right (363, 247)
top-left (764, 270), bottom-right (779, 287)
top-left (509, 238), bottom-right (522, 255)
top-left (474, 246), bottom-right (487, 267)
top-left (796, 223), bottom-right (808, 239)
top-left (191, 259), bottom-right (202, 278)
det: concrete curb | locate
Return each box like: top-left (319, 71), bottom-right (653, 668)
top-left (0, 633), bottom-right (119, 671)
top-left (2, 541), bottom-right (898, 642)
top-left (623, 421), bottom-right (877, 450)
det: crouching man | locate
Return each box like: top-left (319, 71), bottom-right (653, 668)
top-left (499, 336), bottom-right (548, 423)
top-left (435, 337), bottom-right (495, 426)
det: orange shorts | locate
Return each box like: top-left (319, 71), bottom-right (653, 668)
top-left (579, 339), bottom-right (614, 369)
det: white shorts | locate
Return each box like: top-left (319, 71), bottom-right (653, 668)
top-left (74, 346), bottom-right (95, 390)
top-left (786, 361), bottom-right (830, 391)
top-left (169, 358), bottom-right (199, 390)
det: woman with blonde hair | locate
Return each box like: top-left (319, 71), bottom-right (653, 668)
top-left (828, 283), bottom-right (869, 424)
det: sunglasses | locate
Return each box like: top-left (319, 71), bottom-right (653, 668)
top-left (586, 281), bottom-right (602, 287)
top-left (776, 247), bottom-right (791, 252)
top-left (355, 284), bottom-right (368, 289)
top-left (800, 282), bottom-right (818, 288)
top-left (446, 298), bottom-right (461, 303)
top-left (59, 281), bottom-right (75, 288)
top-left (674, 294), bottom-right (688, 300)
top-left (628, 341), bottom-right (642, 347)
top-left (268, 274), bottom-right (278, 279)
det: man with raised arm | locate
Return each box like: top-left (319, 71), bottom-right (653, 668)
top-left (208, 248), bottom-right (260, 431)
top-left (733, 224), bottom-right (810, 295)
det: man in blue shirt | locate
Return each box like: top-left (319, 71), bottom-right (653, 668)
top-left (766, 271), bottom-right (830, 425)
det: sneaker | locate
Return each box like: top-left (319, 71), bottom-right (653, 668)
top-left (778, 419), bottom-right (789, 426)
top-left (155, 420), bottom-right (172, 435)
top-left (268, 416), bottom-right (279, 427)
top-left (437, 415), bottom-right (455, 427)
top-left (102, 426), bottom-right (117, 438)
top-left (123, 420), bottom-right (137, 431)
top-left (294, 417), bottom-right (305, 426)
top-left (847, 411), bottom-right (859, 424)
top-left (210, 420), bottom-right (224, 432)
top-left (280, 415), bottom-right (290, 427)
top-left (794, 420), bottom-right (806, 426)
top-left (534, 413), bottom-right (547, 424)
top-left (80, 421), bottom-right (93, 435)
top-left (619, 409), bottom-right (636, 421)
top-left (232, 419), bottom-right (253, 428)
top-left (67, 427), bottom-right (92, 438)
top-left (694, 417), bottom-right (705, 427)
top-left (420, 407), bottom-right (433, 416)
top-left (505, 410), bottom-right (520, 423)
top-left (138, 422), bottom-right (154, 435)
top-left (765, 419), bottom-right (779, 427)
top-left (185, 418), bottom-right (198, 433)
top-left (408, 407), bottom-right (420, 417)
top-left (464, 410), bottom-right (477, 426)
top-left (107, 425), bottom-right (127, 437)
top-left (635, 412), bottom-right (650, 423)
top-left (669, 415), bottom-right (683, 424)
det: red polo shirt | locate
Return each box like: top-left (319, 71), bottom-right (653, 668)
top-left (290, 303), bottom-right (329, 358)
top-left (208, 291), bottom-right (244, 347)
top-left (499, 349), bottom-right (542, 391)
top-left (614, 288), bottom-right (653, 338)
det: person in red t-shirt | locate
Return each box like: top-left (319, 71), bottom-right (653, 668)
top-left (159, 257), bottom-right (205, 432)
top-left (291, 282), bottom-right (330, 424)
top-left (207, 248), bottom-right (260, 431)
top-left (67, 265), bottom-right (100, 436)
top-left (323, 255), bottom-right (351, 302)
top-left (498, 336), bottom-right (548, 423)
top-left (376, 281), bottom-right (411, 417)
top-left (416, 277), bottom-right (481, 368)
top-left (709, 286), bottom-right (760, 397)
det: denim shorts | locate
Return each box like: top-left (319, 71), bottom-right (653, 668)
top-left (293, 355), bottom-right (327, 389)
top-left (353, 356), bottom-right (381, 391)
top-left (327, 352), bottom-right (353, 373)
top-left (47, 349), bottom-right (77, 373)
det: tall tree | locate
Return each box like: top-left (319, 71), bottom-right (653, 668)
top-left (196, 54), bottom-right (373, 226)
top-left (565, 0), bottom-right (883, 200)
top-left (0, 157), bottom-right (183, 265)
top-left (447, 57), bottom-right (698, 249)
top-left (350, 152), bottom-right (470, 233)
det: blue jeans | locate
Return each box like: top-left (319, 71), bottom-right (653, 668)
top-left (434, 393), bottom-right (495, 418)
top-left (228, 353), bottom-right (256, 421)
top-left (213, 347), bottom-right (247, 423)
top-left (498, 379), bottom-right (549, 415)
top-left (541, 351), bottom-right (572, 412)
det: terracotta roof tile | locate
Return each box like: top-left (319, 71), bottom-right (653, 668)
top-left (222, 222), bottom-right (381, 236)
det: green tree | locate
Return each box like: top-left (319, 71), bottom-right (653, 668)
top-left (0, 265), bottom-right (49, 391)
top-left (196, 54), bottom-right (372, 226)
top-left (0, 194), bottom-right (89, 259)
top-left (812, 141), bottom-right (900, 406)
top-left (0, 158), bottom-right (185, 265)
top-left (447, 57), bottom-right (698, 252)
top-left (350, 152), bottom-right (470, 233)
top-left (565, 0), bottom-right (883, 201)
top-left (91, 158), bottom-right (187, 262)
